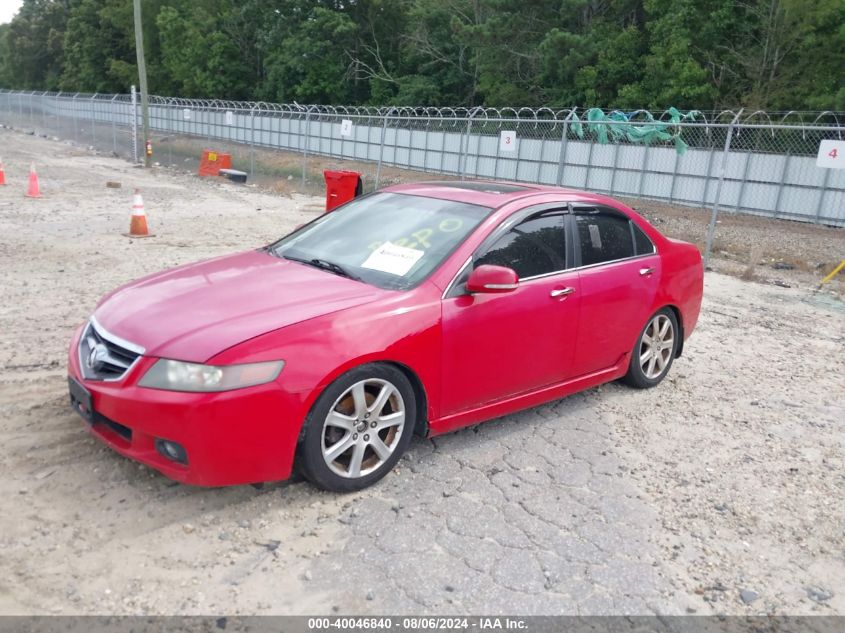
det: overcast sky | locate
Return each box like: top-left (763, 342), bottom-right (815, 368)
top-left (0, 0), bottom-right (23, 25)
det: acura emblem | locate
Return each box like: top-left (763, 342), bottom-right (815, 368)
top-left (87, 343), bottom-right (109, 371)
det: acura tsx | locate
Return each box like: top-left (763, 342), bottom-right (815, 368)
top-left (68, 181), bottom-right (703, 491)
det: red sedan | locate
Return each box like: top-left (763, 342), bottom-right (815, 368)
top-left (68, 181), bottom-right (703, 491)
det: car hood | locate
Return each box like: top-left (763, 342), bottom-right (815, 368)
top-left (94, 250), bottom-right (387, 362)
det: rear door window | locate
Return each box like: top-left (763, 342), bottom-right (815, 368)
top-left (575, 212), bottom-right (635, 266)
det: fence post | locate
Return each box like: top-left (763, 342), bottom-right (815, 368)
top-left (814, 167), bottom-right (831, 224)
top-left (130, 85), bottom-right (138, 163)
top-left (703, 109), bottom-right (743, 269)
top-left (168, 101), bottom-right (174, 167)
top-left (609, 134), bottom-right (621, 194)
top-left (493, 119), bottom-right (504, 180)
top-left (250, 104), bottom-right (257, 177)
top-left (584, 130), bottom-right (596, 189)
top-left (772, 153), bottom-right (791, 219)
top-left (668, 148), bottom-right (680, 202)
top-left (301, 106), bottom-right (314, 190)
top-left (637, 144), bottom-right (650, 196)
top-left (72, 93), bottom-right (79, 144)
top-left (40, 91), bottom-right (47, 131)
top-left (701, 145), bottom-right (716, 209)
top-left (459, 107), bottom-right (481, 181)
top-left (556, 110), bottom-right (575, 186)
top-left (90, 93), bottom-right (97, 147)
top-left (206, 102), bottom-right (213, 145)
top-left (375, 107), bottom-right (395, 189)
top-left (733, 151), bottom-right (752, 214)
top-left (110, 94), bottom-right (118, 155)
top-left (55, 91), bottom-right (62, 137)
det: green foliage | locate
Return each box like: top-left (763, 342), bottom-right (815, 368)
top-left (0, 0), bottom-right (841, 110)
top-left (0, 24), bottom-right (11, 86)
top-left (61, 0), bottom-right (135, 92)
top-left (4, 0), bottom-right (71, 90)
top-left (156, 1), bottom-right (254, 99)
top-left (262, 6), bottom-right (358, 103)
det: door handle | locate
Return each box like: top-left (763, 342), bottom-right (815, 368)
top-left (639, 267), bottom-right (655, 276)
top-left (550, 287), bottom-right (575, 298)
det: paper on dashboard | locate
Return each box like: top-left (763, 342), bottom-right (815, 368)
top-left (361, 242), bottom-right (424, 276)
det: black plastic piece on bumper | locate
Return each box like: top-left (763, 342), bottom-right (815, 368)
top-left (94, 412), bottom-right (132, 441)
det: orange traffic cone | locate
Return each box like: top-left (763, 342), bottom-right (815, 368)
top-left (25, 163), bottom-right (41, 198)
top-left (125, 189), bottom-right (154, 238)
top-left (0, 159), bottom-right (6, 186)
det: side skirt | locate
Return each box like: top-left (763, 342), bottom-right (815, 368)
top-left (428, 355), bottom-right (629, 436)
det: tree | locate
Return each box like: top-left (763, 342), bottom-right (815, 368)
top-left (0, 24), bottom-right (11, 87)
top-left (739, 0), bottom-right (845, 110)
top-left (263, 3), bottom-right (359, 103)
top-left (0, 0), bottom-right (841, 110)
top-left (61, 0), bottom-right (136, 92)
top-left (156, 0), bottom-right (254, 99)
top-left (4, 0), bottom-right (72, 90)
top-left (389, 0), bottom-right (483, 105)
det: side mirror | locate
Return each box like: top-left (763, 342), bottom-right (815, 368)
top-left (466, 265), bottom-right (519, 294)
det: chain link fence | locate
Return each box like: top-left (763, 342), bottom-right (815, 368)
top-left (1, 89), bottom-right (843, 263)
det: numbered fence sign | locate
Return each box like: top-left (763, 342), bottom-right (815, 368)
top-left (340, 119), bottom-right (353, 137)
top-left (499, 130), bottom-right (516, 152)
top-left (225, 110), bottom-right (235, 126)
top-left (817, 140), bottom-right (845, 169)
top-left (183, 108), bottom-right (191, 121)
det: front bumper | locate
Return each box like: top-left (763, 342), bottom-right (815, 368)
top-left (67, 325), bottom-right (303, 486)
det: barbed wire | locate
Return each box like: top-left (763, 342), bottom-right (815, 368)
top-left (0, 88), bottom-right (842, 129)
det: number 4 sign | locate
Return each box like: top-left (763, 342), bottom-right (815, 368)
top-left (499, 130), bottom-right (516, 152)
top-left (817, 140), bottom-right (845, 169)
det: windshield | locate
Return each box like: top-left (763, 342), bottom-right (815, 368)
top-left (269, 192), bottom-right (492, 290)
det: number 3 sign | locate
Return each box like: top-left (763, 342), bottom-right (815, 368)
top-left (500, 130), bottom-right (517, 152)
top-left (817, 140), bottom-right (845, 169)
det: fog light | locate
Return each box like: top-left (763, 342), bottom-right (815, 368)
top-left (155, 438), bottom-right (188, 465)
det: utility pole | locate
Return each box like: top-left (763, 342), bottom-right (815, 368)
top-left (133, 0), bottom-right (151, 167)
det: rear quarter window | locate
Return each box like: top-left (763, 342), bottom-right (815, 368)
top-left (632, 222), bottom-right (655, 255)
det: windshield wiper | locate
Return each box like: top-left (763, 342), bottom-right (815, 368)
top-left (282, 254), bottom-right (361, 281)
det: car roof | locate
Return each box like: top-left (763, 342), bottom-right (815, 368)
top-left (383, 180), bottom-right (620, 209)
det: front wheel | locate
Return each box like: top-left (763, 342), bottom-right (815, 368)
top-left (298, 364), bottom-right (416, 492)
top-left (621, 308), bottom-right (679, 389)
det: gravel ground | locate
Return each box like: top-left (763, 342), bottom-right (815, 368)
top-left (0, 129), bottom-right (843, 616)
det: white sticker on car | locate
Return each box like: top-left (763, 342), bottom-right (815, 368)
top-left (362, 242), bottom-right (424, 276)
top-left (588, 224), bottom-right (602, 249)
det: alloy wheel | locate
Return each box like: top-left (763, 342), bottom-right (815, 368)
top-left (321, 378), bottom-right (406, 478)
top-left (639, 314), bottom-right (675, 379)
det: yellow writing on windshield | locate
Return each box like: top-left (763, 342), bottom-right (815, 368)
top-left (367, 218), bottom-right (465, 251)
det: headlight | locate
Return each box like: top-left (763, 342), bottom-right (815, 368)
top-left (139, 359), bottom-right (285, 392)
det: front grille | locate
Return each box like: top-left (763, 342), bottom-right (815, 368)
top-left (78, 318), bottom-right (144, 381)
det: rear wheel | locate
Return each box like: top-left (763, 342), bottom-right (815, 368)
top-left (298, 364), bottom-right (415, 492)
top-left (622, 308), bottom-right (679, 389)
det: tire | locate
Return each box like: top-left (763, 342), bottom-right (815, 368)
top-left (621, 308), bottom-right (679, 389)
top-left (298, 363), bottom-right (416, 492)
